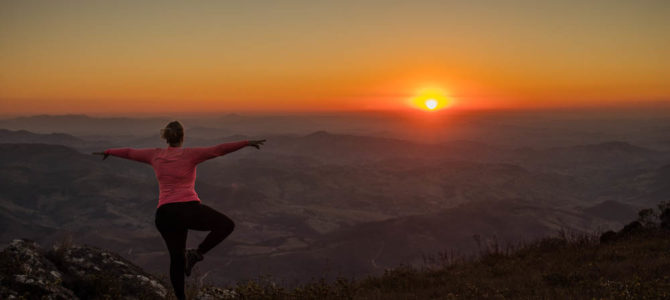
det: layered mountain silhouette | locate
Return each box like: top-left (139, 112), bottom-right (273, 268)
top-left (1, 127), bottom-right (668, 284)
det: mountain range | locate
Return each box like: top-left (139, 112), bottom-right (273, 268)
top-left (1, 124), bottom-right (668, 284)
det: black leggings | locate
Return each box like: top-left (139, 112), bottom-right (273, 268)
top-left (155, 201), bottom-right (235, 300)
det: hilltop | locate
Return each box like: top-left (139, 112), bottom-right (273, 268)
top-left (230, 206), bottom-right (670, 299)
top-left (3, 205), bottom-right (670, 299)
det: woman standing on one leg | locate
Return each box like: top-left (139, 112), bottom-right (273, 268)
top-left (93, 121), bottom-right (265, 300)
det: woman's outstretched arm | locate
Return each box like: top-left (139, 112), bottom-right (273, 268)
top-left (93, 148), bottom-right (157, 164)
top-left (189, 140), bottom-right (265, 164)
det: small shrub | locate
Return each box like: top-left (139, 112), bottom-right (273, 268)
top-left (659, 201), bottom-right (670, 229)
top-left (637, 208), bottom-right (657, 227)
top-left (599, 230), bottom-right (617, 244)
top-left (46, 234), bottom-right (73, 269)
top-left (621, 221), bottom-right (643, 235)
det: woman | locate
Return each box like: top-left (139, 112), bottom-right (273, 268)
top-left (93, 121), bottom-right (265, 300)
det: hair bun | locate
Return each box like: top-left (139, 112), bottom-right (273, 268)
top-left (161, 121), bottom-right (184, 145)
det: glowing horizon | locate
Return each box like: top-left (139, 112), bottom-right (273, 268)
top-left (1, 1), bottom-right (669, 115)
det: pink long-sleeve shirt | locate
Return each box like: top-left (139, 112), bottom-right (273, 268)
top-left (105, 141), bottom-right (249, 208)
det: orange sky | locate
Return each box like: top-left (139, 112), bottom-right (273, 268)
top-left (1, 1), bottom-right (669, 115)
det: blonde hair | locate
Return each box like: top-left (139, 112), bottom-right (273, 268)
top-left (160, 121), bottom-right (184, 146)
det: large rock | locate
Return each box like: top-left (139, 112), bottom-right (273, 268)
top-left (0, 239), bottom-right (167, 299)
top-left (0, 239), bottom-right (77, 299)
top-left (0, 238), bottom-right (241, 299)
top-left (46, 241), bottom-right (168, 299)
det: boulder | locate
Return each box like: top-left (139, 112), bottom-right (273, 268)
top-left (1, 239), bottom-right (168, 299)
top-left (46, 241), bottom-right (168, 299)
top-left (0, 239), bottom-right (77, 299)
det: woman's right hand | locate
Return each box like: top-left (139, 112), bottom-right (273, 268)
top-left (92, 152), bottom-right (110, 160)
top-left (247, 140), bottom-right (266, 150)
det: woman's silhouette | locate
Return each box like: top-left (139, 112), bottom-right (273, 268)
top-left (93, 121), bottom-right (264, 300)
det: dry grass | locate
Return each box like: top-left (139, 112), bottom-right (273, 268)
top-left (223, 229), bottom-right (670, 299)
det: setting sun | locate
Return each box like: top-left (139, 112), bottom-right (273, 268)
top-left (425, 99), bottom-right (438, 110)
top-left (410, 87), bottom-right (453, 111)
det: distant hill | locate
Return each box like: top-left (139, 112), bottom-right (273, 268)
top-left (212, 198), bottom-right (623, 282)
top-left (260, 130), bottom-right (498, 164)
top-left (2, 111), bottom-right (670, 149)
top-left (0, 143), bottom-right (159, 248)
top-left (625, 164), bottom-right (670, 206)
top-left (0, 129), bottom-right (84, 144)
top-left (582, 200), bottom-right (640, 222)
top-left (233, 227), bottom-right (670, 299)
top-left (508, 141), bottom-right (667, 170)
top-left (0, 114), bottom-right (169, 136)
top-left (0, 129), bottom-right (117, 154)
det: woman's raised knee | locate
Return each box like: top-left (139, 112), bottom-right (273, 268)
top-left (216, 217), bottom-right (235, 234)
top-left (224, 218), bottom-right (235, 232)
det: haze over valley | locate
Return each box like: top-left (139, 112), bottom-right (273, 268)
top-left (1, 110), bottom-right (668, 285)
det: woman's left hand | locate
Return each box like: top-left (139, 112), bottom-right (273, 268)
top-left (248, 140), bottom-right (266, 149)
top-left (92, 152), bottom-right (110, 160)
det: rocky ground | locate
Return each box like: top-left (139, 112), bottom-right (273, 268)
top-left (0, 239), bottom-right (235, 300)
top-left (2, 202), bottom-right (669, 299)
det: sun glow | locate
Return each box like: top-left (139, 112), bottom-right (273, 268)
top-left (425, 99), bottom-right (438, 110)
top-left (410, 87), bottom-right (453, 111)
